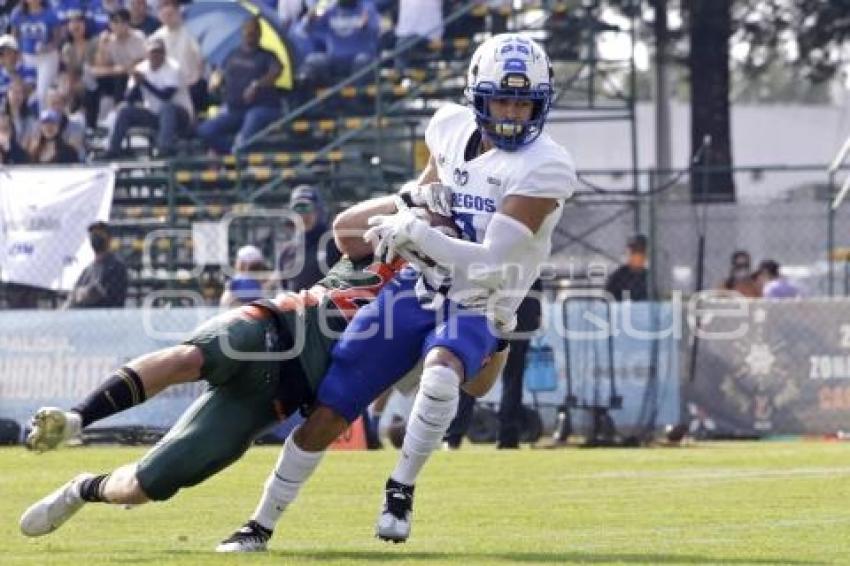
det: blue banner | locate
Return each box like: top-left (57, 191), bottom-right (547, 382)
top-left (529, 300), bottom-right (681, 434)
top-left (0, 308), bottom-right (218, 428)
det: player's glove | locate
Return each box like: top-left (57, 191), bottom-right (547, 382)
top-left (397, 181), bottom-right (453, 217)
top-left (364, 208), bottom-right (427, 262)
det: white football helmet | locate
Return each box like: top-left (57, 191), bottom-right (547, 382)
top-left (465, 33), bottom-right (554, 150)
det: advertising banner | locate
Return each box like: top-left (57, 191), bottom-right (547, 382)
top-left (0, 166), bottom-right (115, 291)
top-left (0, 308), bottom-right (213, 429)
top-left (684, 299), bottom-right (850, 435)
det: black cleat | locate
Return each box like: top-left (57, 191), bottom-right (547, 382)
top-left (215, 520), bottom-right (272, 553)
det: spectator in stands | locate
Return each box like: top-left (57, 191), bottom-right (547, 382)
top-left (52, 0), bottom-right (82, 27)
top-left (60, 9), bottom-right (96, 119)
top-left (220, 245), bottom-right (268, 307)
top-left (0, 33), bottom-right (35, 100)
top-left (757, 259), bottom-right (801, 299)
top-left (151, 0), bottom-right (206, 115)
top-left (720, 250), bottom-right (760, 298)
top-left (197, 17), bottom-right (282, 154)
top-left (11, 0), bottom-right (61, 109)
top-left (278, 0), bottom-right (306, 30)
top-left (26, 108), bottom-right (79, 163)
top-left (105, 36), bottom-right (193, 158)
top-left (129, 0), bottom-right (158, 35)
top-left (443, 0), bottom-right (485, 38)
top-left (0, 110), bottom-right (28, 162)
top-left (299, 0), bottom-right (379, 87)
top-left (275, 184), bottom-right (340, 291)
top-left (1, 76), bottom-right (35, 146)
top-left (605, 234), bottom-right (649, 301)
top-left (45, 85), bottom-right (85, 158)
top-left (394, 0), bottom-right (441, 74)
top-left (86, 8), bottom-right (146, 128)
top-left (67, 221), bottom-right (128, 308)
top-left (86, 0), bottom-right (122, 35)
top-left (487, 0), bottom-right (510, 34)
top-left (0, 0), bottom-right (17, 35)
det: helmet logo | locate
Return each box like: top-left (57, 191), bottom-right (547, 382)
top-left (453, 168), bottom-right (469, 186)
top-left (503, 59), bottom-right (527, 72)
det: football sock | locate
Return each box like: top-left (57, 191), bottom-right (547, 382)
top-left (251, 430), bottom-right (325, 531)
top-left (369, 411), bottom-right (382, 438)
top-left (391, 365), bottom-right (460, 486)
top-left (79, 474), bottom-right (110, 503)
top-left (72, 367), bottom-right (146, 427)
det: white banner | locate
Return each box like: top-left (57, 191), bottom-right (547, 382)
top-left (0, 166), bottom-right (115, 291)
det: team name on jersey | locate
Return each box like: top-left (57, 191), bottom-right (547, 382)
top-left (451, 191), bottom-right (496, 212)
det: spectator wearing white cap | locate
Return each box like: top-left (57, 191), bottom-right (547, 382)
top-left (105, 36), bottom-right (193, 158)
top-left (0, 34), bottom-right (36, 101)
top-left (220, 244), bottom-right (268, 308)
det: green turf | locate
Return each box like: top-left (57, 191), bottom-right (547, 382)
top-left (2, 441), bottom-right (849, 565)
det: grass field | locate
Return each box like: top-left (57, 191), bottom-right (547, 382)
top-left (2, 441), bottom-right (850, 565)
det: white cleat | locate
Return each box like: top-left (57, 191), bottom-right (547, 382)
top-left (26, 408), bottom-right (82, 452)
top-left (215, 521), bottom-right (272, 553)
top-left (20, 473), bottom-right (93, 537)
top-left (376, 509), bottom-right (412, 543)
top-left (375, 479), bottom-right (414, 543)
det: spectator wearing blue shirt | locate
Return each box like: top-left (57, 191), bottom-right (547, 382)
top-left (0, 33), bottom-right (36, 100)
top-left (85, 0), bottom-right (122, 35)
top-left (299, 0), bottom-right (379, 87)
top-left (757, 260), bottom-right (801, 299)
top-left (128, 0), bottom-right (157, 36)
top-left (10, 0), bottom-right (61, 109)
top-left (197, 17), bottom-right (283, 154)
top-left (53, 0), bottom-right (82, 23)
top-left (220, 245), bottom-right (268, 307)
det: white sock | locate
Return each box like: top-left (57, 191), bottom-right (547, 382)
top-left (391, 365), bottom-right (460, 486)
top-left (251, 429), bottom-right (325, 531)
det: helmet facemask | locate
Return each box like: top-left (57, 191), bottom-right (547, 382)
top-left (465, 34), bottom-right (555, 151)
top-left (469, 78), bottom-right (553, 151)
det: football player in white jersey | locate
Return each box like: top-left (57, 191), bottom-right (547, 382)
top-left (217, 33), bottom-right (576, 551)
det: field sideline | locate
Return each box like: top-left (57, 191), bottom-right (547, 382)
top-left (2, 441), bottom-right (849, 565)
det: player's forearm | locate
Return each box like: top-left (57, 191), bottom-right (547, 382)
top-left (333, 195), bottom-right (398, 259)
top-left (408, 213), bottom-right (533, 284)
top-left (462, 347), bottom-right (509, 397)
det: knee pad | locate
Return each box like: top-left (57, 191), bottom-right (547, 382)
top-left (420, 365), bottom-right (460, 402)
top-left (416, 366), bottom-right (461, 427)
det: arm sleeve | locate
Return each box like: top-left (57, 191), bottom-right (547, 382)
top-left (408, 212), bottom-right (533, 285)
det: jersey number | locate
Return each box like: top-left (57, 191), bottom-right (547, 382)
top-left (452, 212), bottom-right (478, 242)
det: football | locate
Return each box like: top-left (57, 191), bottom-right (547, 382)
top-left (415, 207), bottom-right (460, 238)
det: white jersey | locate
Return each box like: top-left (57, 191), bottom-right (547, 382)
top-left (419, 102), bottom-right (576, 327)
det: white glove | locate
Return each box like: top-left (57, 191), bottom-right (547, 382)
top-left (363, 208), bottom-right (425, 262)
top-left (398, 181), bottom-right (453, 217)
